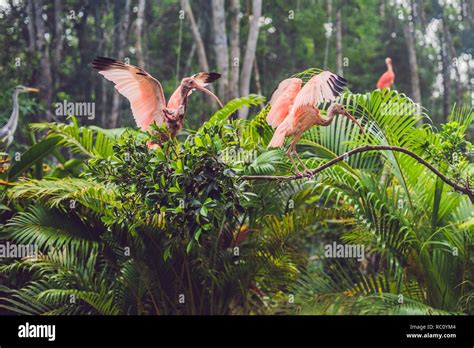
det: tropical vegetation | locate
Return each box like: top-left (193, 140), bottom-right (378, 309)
top-left (1, 79), bottom-right (472, 315)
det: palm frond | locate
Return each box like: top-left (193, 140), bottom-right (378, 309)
top-left (30, 116), bottom-right (115, 158)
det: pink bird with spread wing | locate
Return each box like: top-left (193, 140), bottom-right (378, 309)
top-left (267, 71), bottom-right (365, 175)
top-left (93, 57), bottom-right (223, 144)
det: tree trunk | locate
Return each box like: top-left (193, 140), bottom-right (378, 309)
top-left (441, 27), bottom-right (451, 120)
top-left (468, 59), bottom-right (473, 108)
top-left (416, 0), bottom-right (427, 31)
top-left (101, 47), bottom-right (109, 128)
top-left (53, 0), bottom-right (64, 69)
top-left (442, 18), bottom-right (463, 107)
top-left (323, 0), bottom-right (332, 68)
top-left (181, 0), bottom-right (210, 74)
top-left (402, 20), bottom-right (422, 106)
top-left (75, 4), bottom-right (91, 114)
top-left (184, 43), bottom-right (196, 76)
top-left (253, 59), bottom-right (264, 109)
top-left (181, 0), bottom-right (216, 106)
top-left (239, 0), bottom-right (262, 119)
top-left (34, 0), bottom-right (54, 121)
top-left (211, 0), bottom-right (230, 102)
top-left (110, 0), bottom-right (131, 128)
top-left (53, 0), bottom-right (64, 97)
top-left (335, 9), bottom-right (343, 76)
top-left (135, 0), bottom-right (146, 68)
top-left (229, 0), bottom-right (241, 101)
top-left (464, 0), bottom-right (474, 28)
top-left (25, 0), bottom-right (36, 53)
top-left (93, 1), bottom-right (105, 126)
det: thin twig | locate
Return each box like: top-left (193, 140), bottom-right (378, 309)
top-left (240, 145), bottom-right (474, 203)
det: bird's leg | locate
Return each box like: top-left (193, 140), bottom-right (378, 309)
top-left (286, 145), bottom-right (300, 175)
top-left (293, 150), bottom-right (312, 176)
top-left (289, 135), bottom-right (311, 176)
top-left (287, 143), bottom-right (308, 177)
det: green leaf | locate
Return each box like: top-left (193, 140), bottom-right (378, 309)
top-left (163, 245), bottom-right (172, 261)
top-left (198, 94), bottom-right (266, 132)
top-left (186, 239), bottom-right (194, 253)
top-left (200, 206), bottom-right (208, 217)
top-left (194, 228), bottom-right (203, 241)
top-left (8, 136), bottom-right (62, 180)
top-left (176, 159), bottom-right (183, 173)
top-left (30, 117), bottom-right (114, 158)
top-left (49, 159), bottom-right (84, 178)
top-left (194, 136), bottom-right (203, 147)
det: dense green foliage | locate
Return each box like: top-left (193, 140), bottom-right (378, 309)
top-left (0, 0), bottom-right (472, 316)
top-left (0, 80), bottom-right (472, 314)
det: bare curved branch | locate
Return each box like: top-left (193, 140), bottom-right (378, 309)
top-left (240, 145), bottom-right (474, 203)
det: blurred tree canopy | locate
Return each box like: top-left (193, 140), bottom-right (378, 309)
top-left (0, 0), bottom-right (472, 146)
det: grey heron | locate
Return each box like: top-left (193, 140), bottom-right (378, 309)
top-left (0, 85), bottom-right (39, 150)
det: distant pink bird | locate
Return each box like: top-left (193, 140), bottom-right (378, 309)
top-left (93, 57), bottom-right (222, 145)
top-left (267, 71), bottom-right (365, 175)
top-left (376, 57), bottom-right (395, 90)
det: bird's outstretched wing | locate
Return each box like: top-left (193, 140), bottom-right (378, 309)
top-left (266, 78), bottom-right (302, 128)
top-left (291, 71), bottom-right (347, 111)
top-left (167, 72), bottom-right (222, 110)
top-left (93, 57), bottom-right (166, 130)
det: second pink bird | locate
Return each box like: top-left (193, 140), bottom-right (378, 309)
top-left (267, 71), bottom-right (365, 175)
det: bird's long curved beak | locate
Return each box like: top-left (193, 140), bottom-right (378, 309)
top-left (25, 87), bottom-right (40, 93)
top-left (343, 111), bottom-right (365, 135)
top-left (196, 85), bottom-right (224, 108)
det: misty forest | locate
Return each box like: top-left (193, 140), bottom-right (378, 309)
top-left (0, 0), bottom-right (473, 315)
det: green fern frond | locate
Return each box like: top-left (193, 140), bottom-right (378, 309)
top-left (200, 94), bottom-right (266, 130)
top-left (30, 116), bottom-right (115, 158)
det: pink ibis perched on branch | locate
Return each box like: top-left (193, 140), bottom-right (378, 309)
top-left (266, 71), bottom-right (365, 175)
